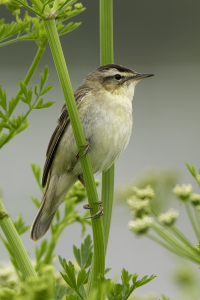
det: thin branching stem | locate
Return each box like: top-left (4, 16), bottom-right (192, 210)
top-left (184, 201), bottom-right (199, 238)
top-left (43, 19), bottom-right (105, 293)
top-left (100, 0), bottom-right (114, 254)
top-left (0, 200), bottom-right (37, 278)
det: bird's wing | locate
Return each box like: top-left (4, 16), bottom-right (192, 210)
top-left (42, 85), bottom-right (90, 188)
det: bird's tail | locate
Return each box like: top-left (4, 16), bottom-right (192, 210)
top-left (30, 203), bottom-right (56, 241)
top-left (30, 171), bottom-right (77, 241)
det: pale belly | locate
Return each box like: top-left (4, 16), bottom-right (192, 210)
top-left (52, 97), bottom-right (133, 176)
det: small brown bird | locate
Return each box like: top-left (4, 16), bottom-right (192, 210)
top-left (30, 64), bottom-right (154, 241)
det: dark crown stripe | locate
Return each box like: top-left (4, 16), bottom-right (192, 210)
top-left (97, 64), bottom-right (132, 73)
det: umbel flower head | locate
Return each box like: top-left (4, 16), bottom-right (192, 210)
top-left (189, 193), bottom-right (200, 206)
top-left (158, 208), bottom-right (179, 226)
top-left (173, 184), bottom-right (193, 201)
top-left (128, 216), bottom-right (154, 235)
top-left (127, 196), bottom-right (151, 218)
top-left (132, 185), bottom-right (155, 200)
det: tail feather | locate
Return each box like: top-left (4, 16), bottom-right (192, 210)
top-left (30, 206), bottom-right (56, 241)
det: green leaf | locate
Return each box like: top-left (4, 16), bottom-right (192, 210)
top-left (14, 214), bottom-right (30, 235)
top-left (65, 294), bottom-right (76, 300)
top-left (77, 269), bottom-right (87, 288)
top-left (135, 274), bottom-right (157, 288)
top-left (186, 163), bottom-right (196, 177)
top-left (27, 88), bottom-right (33, 105)
top-left (20, 80), bottom-right (28, 99)
top-left (34, 99), bottom-right (55, 109)
top-left (59, 22), bottom-right (81, 36)
top-left (20, 96), bottom-right (28, 104)
top-left (40, 84), bottom-right (54, 95)
top-left (162, 295), bottom-right (170, 300)
top-left (31, 163), bottom-right (43, 191)
top-left (36, 239), bottom-right (48, 262)
top-left (40, 65), bottom-right (49, 93)
top-left (59, 257), bottom-right (77, 291)
top-left (73, 235), bottom-right (93, 269)
top-left (0, 86), bottom-right (7, 111)
top-left (0, 133), bottom-right (10, 148)
top-left (7, 97), bottom-right (19, 118)
top-left (0, 110), bottom-right (7, 120)
top-left (55, 284), bottom-right (68, 300)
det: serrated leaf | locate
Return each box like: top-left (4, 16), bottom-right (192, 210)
top-left (0, 110), bottom-right (7, 120)
top-left (34, 84), bottom-right (38, 96)
top-left (59, 259), bottom-right (77, 291)
top-left (7, 97), bottom-right (19, 117)
top-left (55, 284), bottom-right (68, 300)
top-left (20, 80), bottom-right (28, 99)
top-left (34, 99), bottom-right (55, 109)
top-left (0, 132), bottom-right (10, 148)
top-left (14, 213), bottom-right (30, 235)
top-left (65, 294), bottom-right (76, 300)
top-left (0, 86), bottom-right (7, 111)
top-left (40, 84), bottom-right (53, 95)
top-left (59, 22), bottom-right (81, 36)
top-left (20, 96), bottom-right (28, 104)
top-left (73, 245), bottom-right (81, 268)
top-left (162, 295), bottom-right (170, 300)
top-left (77, 269), bottom-right (87, 288)
top-left (121, 269), bottom-right (132, 288)
top-left (31, 163), bottom-right (43, 191)
top-left (135, 274), bottom-right (157, 288)
top-left (27, 88), bottom-right (32, 105)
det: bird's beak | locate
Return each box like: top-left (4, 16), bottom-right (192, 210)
top-left (135, 73), bottom-right (155, 80)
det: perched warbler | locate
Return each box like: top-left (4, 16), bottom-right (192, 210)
top-left (30, 64), bottom-right (154, 241)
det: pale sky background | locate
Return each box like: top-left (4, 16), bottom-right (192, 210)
top-left (1, 0), bottom-right (200, 299)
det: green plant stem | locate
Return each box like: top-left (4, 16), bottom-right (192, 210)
top-left (152, 222), bottom-right (200, 263)
top-left (43, 19), bottom-right (105, 293)
top-left (185, 201), bottom-right (199, 238)
top-left (101, 165), bottom-right (115, 252)
top-left (0, 199), bottom-right (37, 278)
top-left (146, 232), bottom-right (184, 257)
top-left (194, 207), bottom-right (200, 237)
top-left (169, 225), bottom-right (194, 248)
top-left (100, 0), bottom-right (114, 254)
top-left (14, 38), bottom-right (48, 110)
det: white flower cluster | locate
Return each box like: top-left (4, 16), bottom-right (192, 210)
top-left (189, 193), bottom-right (200, 206)
top-left (132, 185), bottom-right (155, 200)
top-left (127, 196), bottom-right (151, 218)
top-left (173, 184), bottom-right (193, 201)
top-left (128, 216), bottom-right (154, 235)
top-left (158, 209), bottom-right (179, 226)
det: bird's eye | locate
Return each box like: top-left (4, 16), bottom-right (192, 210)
top-left (114, 74), bottom-right (121, 80)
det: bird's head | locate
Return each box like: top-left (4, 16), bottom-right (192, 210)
top-left (84, 64), bottom-right (154, 100)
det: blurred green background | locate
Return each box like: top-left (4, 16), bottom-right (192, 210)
top-left (0, 0), bottom-right (200, 299)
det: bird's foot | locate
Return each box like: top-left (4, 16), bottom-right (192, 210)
top-left (68, 140), bottom-right (90, 172)
top-left (83, 201), bottom-right (103, 219)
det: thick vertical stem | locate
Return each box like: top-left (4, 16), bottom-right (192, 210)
top-left (100, 0), bottom-right (114, 254)
top-left (43, 19), bottom-right (105, 292)
top-left (0, 200), bottom-right (37, 278)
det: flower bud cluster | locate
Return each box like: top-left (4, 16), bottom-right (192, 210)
top-left (127, 185), bottom-right (155, 235)
top-left (173, 184), bottom-right (193, 201)
top-left (158, 209), bottom-right (179, 226)
top-left (128, 217), bottom-right (154, 235)
top-left (132, 185), bottom-right (155, 199)
top-left (189, 193), bottom-right (200, 206)
top-left (127, 196), bottom-right (150, 219)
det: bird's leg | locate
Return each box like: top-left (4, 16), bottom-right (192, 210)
top-left (83, 201), bottom-right (104, 219)
top-left (68, 140), bottom-right (90, 172)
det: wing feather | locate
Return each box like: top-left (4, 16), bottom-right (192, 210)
top-left (42, 85), bottom-right (90, 188)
